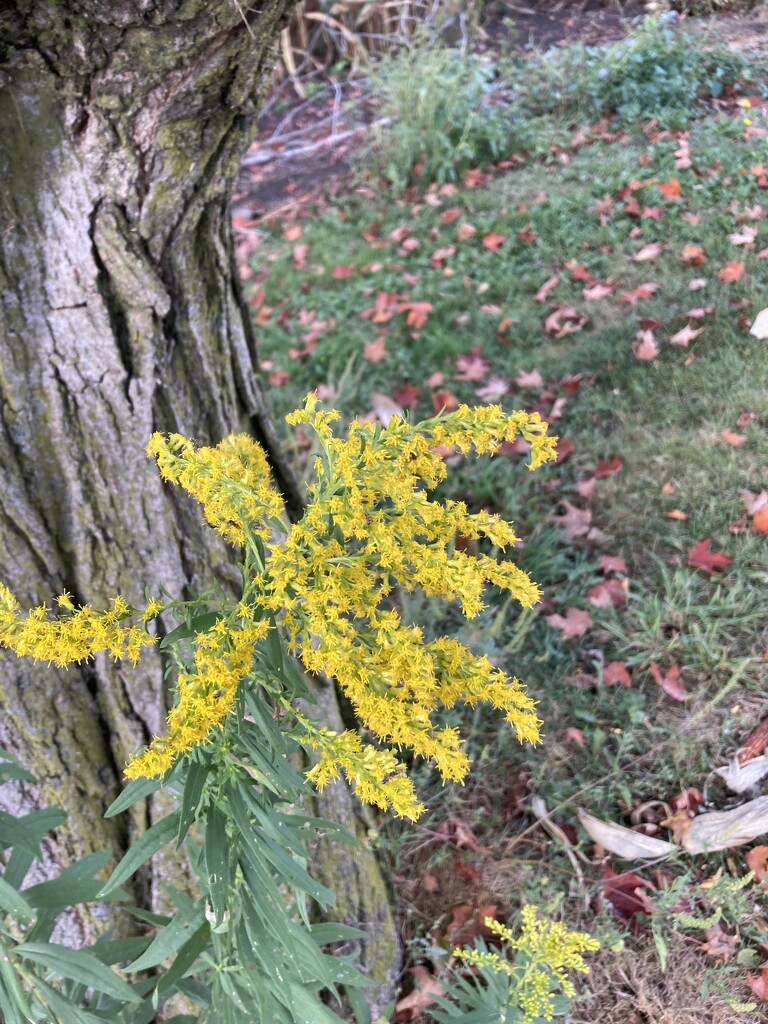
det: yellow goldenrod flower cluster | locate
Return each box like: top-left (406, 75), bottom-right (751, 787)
top-left (0, 585), bottom-right (155, 667)
top-left (125, 619), bottom-right (269, 779)
top-left (455, 908), bottom-right (600, 1023)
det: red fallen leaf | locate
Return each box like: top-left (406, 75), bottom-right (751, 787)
top-left (482, 231), bottom-right (507, 252)
top-left (747, 966), bottom-right (768, 1002)
top-left (632, 241), bottom-right (663, 262)
top-left (432, 389), bottom-right (460, 413)
top-left (753, 508), bottom-right (768, 534)
top-left (364, 336), bottom-right (388, 363)
top-left (623, 196), bottom-right (642, 216)
top-left (399, 237), bottom-right (420, 255)
top-left (681, 243), bottom-right (706, 266)
top-left (587, 579), bottom-right (627, 609)
top-left (632, 330), bottom-right (659, 361)
top-left (554, 438), bottom-right (575, 464)
top-left (392, 383), bottom-right (422, 406)
top-left (669, 323), bottom-right (704, 347)
top-left (455, 347), bottom-right (490, 382)
top-left (604, 661), bottom-right (632, 687)
top-left (332, 264), bottom-right (355, 279)
top-left (401, 301), bottom-right (433, 330)
top-left (565, 260), bottom-right (592, 281)
top-left (650, 662), bottom-right (691, 702)
top-left (534, 275), bottom-right (560, 302)
top-left (597, 865), bottom-right (655, 928)
top-left (643, 206), bottom-right (662, 220)
top-left (736, 411), bottom-right (758, 428)
top-left (620, 283), bottom-right (657, 306)
top-left (594, 456), bottom-right (623, 478)
top-left (515, 368), bottom-right (544, 388)
top-left (268, 369), bottom-right (290, 386)
top-left (362, 222), bottom-right (380, 243)
top-left (687, 538), bottom-right (733, 575)
top-left (658, 176), bottom-right (682, 199)
top-left (440, 208), bottom-right (462, 223)
top-left (545, 607), bottom-right (593, 639)
top-left (746, 845), bottom-right (768, 881)
top-left (394, 965), bottom-right (447, 1020)
top-left (517, 224), bottom-right (538, 244)
top-left (601, 555), bottom-right (628, 574)
top-left (565, 726), bottom-right (586, 746)
top-left (453, 859), bottom-right (483, 882)
top-left (445, 903), bottom-right (498, 947)
top-left (718, 261), bottom-right (745, 283)
top-left (670, 787), bottom-right (704, 814)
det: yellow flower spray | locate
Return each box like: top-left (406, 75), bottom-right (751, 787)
top-left (0, 396), bottom-right (557, 820)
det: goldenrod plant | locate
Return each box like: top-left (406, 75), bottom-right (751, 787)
top-left (0, 397), bottom-right (598, 1022)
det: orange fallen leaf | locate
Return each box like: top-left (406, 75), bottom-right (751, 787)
top-left (753, 508), bottom-right (768, 534)
top-left (604, 661), bottom-right (632, 688)
top-left (620, 283), bottom-right (657, 305)
top-left (721, 429), bottom-right (747, 447)
top-left (482, 231), bottom-right (507, 252)
top-left (687, 538), bottom-right (733, 575)
top-left (746, 845), bottom-right (768, 882)
top-left (748, 966), bottom-right (768, 1003)
top-left (658, 177), bottom-right (682, 199)
top-left (666, 509), bottom-right (688, 521)
top-left (718, 261), bottom-right (745, 283)
top-left (650, 662), bottom-right (690, 701)
top-left (681, 243), bottom-right (706, 266)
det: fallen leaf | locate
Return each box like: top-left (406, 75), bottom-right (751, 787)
top-left (621, 283), bottom-right (657, 305)
top-left (332, 264), bottom-right (355, 279)
top-left (736, 411), bottom-right (757, 427)
top-left (440, 208), bottom-right (462, 224)
top-left (534, 275), bottom-right (560, 303)
top-left (578, 809), bottom-right (676, 859)
top-left (401, 300), bottom-right (433, 330)
top-left (687, 539), bottom-right (733, 575)
top-left (718, 261), bottom-right (745, 283)
top-left (674, 138), bottom-right (692, 170)
top-left (700, 923), bottom-right (739, 962)
top-left (370, 391), bottom-right (404, 425)
top-left (565, 726), bottom-right (586, 747)
top-left (587, 579), bottom-right (627, 609)
top-left (432, 388), bottom-right (460, 413)
top-left (594, 456), bottom-right (623, 478)
top-left (740, 488), bottom-right (768, 516)
top-left (748, 966), bottom-right (768, 1003)
top-left (747, 845), bottom-right (768, 881)
top-left (394, 966), bottom-right (447, 1018)
top-left (552, 500), bottom-right (591, 539)
top-left (566, 260), bottom-right (592, 282)
top-left (650, 663), bottom-right (690, 702)
top-left (601, 555), bottom-right (628, 574)
top-left (661, 481), bottom-right (676, 495)
top-left (604, 661), bottom-right (632, 687)
top-left (689, 277), bottom-right (707, 290)
top-left (475, 376), bottom-right (509, 403)
top-left (268, 369), bottom-right (290, 386)
top-left (545, 607), bottom-right (593, 639)
top-left (554, 438), bottom-right (575, 464)
top-left (583, 281), bottom-right (615, 300)
top-left (665, 508), bottom-right (687, 520)
top-left (658, 177), bottom-right (682, 199)
top-left (457, 222), bottom-right (477, 241)
top-left (632, 242), bottom-right (663, 262)
top-left (669, 323), bottom-right (704, 347)
top-left (754, 509), bottom-right (768, 534)
top-left (684, 796), bottom-right (768, 854)
top-left (632, 329), bottom-right (659, 361)
top-left (454, 348), bottom-right (489, 382)
top-left (597, 865), bottom-right (657, 926)
top-left (544, 306), bottom-right (589, 339)
top-left (482, 231), bottom-right (507, 252)
top-left (721, 429), bottom-right (747, 446)
top-left (292, 244), bottom-right (308, 269)
top-left (515, 368), bottom-right (544, 388)
top-left (729, 226), bottom-right (758, 246)
top-left (283, 223), bottom-right (302, 241)
top-left (517, 224), bottom-right (538, 244)
top-left (715, 756), bottom-right (768, 795)
top-left (364, 336), bottom-right (388, 363)
top-left (392, 383), bottom-right (421, 407)
top-left (749, 308), bottom-right (768, 339)
top-left (681, 243), bottom-right (706, 266)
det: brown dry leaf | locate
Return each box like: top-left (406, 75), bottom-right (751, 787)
top-left (748, 966), bottom-right (768, 1003)
top-left (681, 243), bottom-right (706, 265)
top-left (650, 663), bottom-right (690, 702)
top-left (432, 388), bottom-right (460, 414)
top-left (601, 555), bottom-right (628, 574)
top-left (577, 809), bottom-right (676, 859)
top-left (457, 222), bottom-right (477, 241)
top-left (604, 661), bottom-right (632, 687)
top-left (700, 923), bottom-right (739, 962)
top-left (632, 241), bottom-right (663, 262)
top-left (552, 500), bottom-right (592, 539)
top-left (740, 488), bottom-right (768, 516)
top-left (587, 579), bottom-right (627, 609)
top-left (534, 275), bottom-right (560, 302)
top-left (746, 845), bottom-right (768, 881)
top-left (421, 871), bottom-right (440, 893)
top-left (394, 966), bottom-right (447, 1017)
top-left (583, 281), bottom-right (614, 301)
top-left (683, 796), bottom-right (768, 854)
top-left (669, 323), bottom-right (704, 347)
top-left (661, 808), bottom-right (694, 846)
top-left (721, 429), bottom-right (747, 447)
top-left (545, 607), bottom-right (593, 639)
top-left (632, 329), bottom-right (659, 361)
top-left (482, 231), bottom-right (507, 252)
top-left (544, 305), bottom-right (589, 339)
top-left (515, 368), bottom-right (544, 388)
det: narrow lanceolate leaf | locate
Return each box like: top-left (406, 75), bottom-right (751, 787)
top-left (15, 942), bottom-right (141, 1003)
top-left (104, 775), bottom-right (163, 818)
top-left (97, 810), bottom-right (181, 897)
top-left (176, 756), bottom-right (210, 849)
top-left (126, 904), bottom-right (206, 973)
top-left (0, 873), bottom-right (34, 921)
top-left (204, 801), bottom-right (230, 926)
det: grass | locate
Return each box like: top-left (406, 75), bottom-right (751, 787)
top-left (245, 23), bottom-right (768, 1020)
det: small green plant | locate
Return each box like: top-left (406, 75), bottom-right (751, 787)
top-left (364, 36), bottom-right (526, 188)
top-left (0, 397), bottom-right (594, 1022)
top-left (432, 908), bottom-right (599, 1023)
top-left (519, 15), bottom-right (750, 128)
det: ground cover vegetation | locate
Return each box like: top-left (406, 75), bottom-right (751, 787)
top-left (240, 10), bottom-right (768, 1020)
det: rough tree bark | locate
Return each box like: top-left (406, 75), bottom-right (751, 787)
top-left (0, 1), bottom-right (398, 1007)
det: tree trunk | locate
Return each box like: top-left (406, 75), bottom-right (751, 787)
top-left (0, 1), bottom-right (398, 1003)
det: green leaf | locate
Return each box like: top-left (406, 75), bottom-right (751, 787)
top-left (25, 975), bottom-right (110, 1024)
top-left (176, 756), bottom-right (210, 849)
top-left (104, 776), bottom-right (163, 818)
top-left (0, 807), bottom-right (66, 854)
top-left (89, 934), bottom-right (153, 966)
top-left (16, 942), bottom-right (142, 1003)
top-left (0, 873), bottom-right (34, 922)
top-left (0, 953), bottom-right (33, 1024)
top-left (24, 877), bottom-right (129, 912)
top-left (160, 612), bottom-right (220, 651)
top-left (96, 811), bottom-right (181, 898)
top-left (288, 981), bottom-right (346, 1024)
top-left (308, 923), bottom-right (367, 944)
top-left (156, 921), bottom-right (210, 993)
top-left (204, 801), bottom-right (230, 926)
top-left (126, 905), bottom-right (206, 973)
